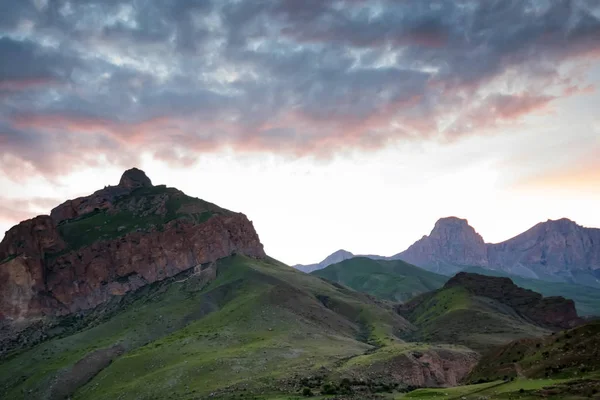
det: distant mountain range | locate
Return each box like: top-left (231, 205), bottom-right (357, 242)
top-left (295, 217), bottom-right (600, 287)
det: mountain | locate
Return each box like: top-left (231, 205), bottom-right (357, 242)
top-left (394, 217), bottom-right (600, 287)
top-left (293, 249), bottom-right (355, 273)
top-left (312, 257), bottom-right (448, 302)
top-left (0, 168), bottom-right (264, 346)
top-left (0, 170), bottom-right (482, 399)
top-left (398, 272), bottom-right (580, 351)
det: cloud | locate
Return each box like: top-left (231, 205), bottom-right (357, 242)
top-left (0, 0), bottom-right (599, 179)
top-left (0, 196), bottom-right (60, 224)
top-left (0, 37), bottom-right (76, 91)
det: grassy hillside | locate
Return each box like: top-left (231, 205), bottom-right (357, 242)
top-left (399, 286), bottom-right (550, 351)
top-left (463, 267), bottom-right (600, 317)
top-left (312, 257), bottom-right (448, 303)
top-left (400, 321), bottom-right (600, 399)
top-left (469, 320), bottom-right (600, 382)
top-left (0, 255), bottom-right (478, 399)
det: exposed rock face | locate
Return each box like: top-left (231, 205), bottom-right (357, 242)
top-left (0, 169), bottom-right (265, 324)
top-left (445, 272), bottom-right (580, 329)
top-left (50, 168), bottom-right (152, 224)
top-left (394, 217), bottom-right (600, 283)
top-left (118, 167), bottom-right (153, 189)
top-left (0, 216), bottom-right (66, 320)
top-left (347, 348), bottom-right (479, 387)
top-left (394, 217), bottom-right (488, 274)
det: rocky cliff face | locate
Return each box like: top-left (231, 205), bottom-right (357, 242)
top-left (445, 272), bottom-right (580, 329)
top-left (0, 169), bottom-right (265, 324)
top-left (394, 217), bottom-right (600, 283)
top-left (488, 218), bottom-right (600, 276)
top-left (394, 217), bottom-right (488, 274)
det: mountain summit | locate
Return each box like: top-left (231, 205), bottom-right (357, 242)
top-left (394, 217), bottom-right (488, 274)
top-left (118, 167), bottom-right (153, 189)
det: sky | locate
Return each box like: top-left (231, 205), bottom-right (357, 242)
top-left (1, 0), bottom-right (599, 265)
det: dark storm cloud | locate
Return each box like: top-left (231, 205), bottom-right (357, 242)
top-left (0, 37), bottom-right (77, 89)
top-left (1, 0), bottom-right (599, 178)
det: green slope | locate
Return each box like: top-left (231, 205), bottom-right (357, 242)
top-left (3, 255), bottom-right (479, 399)
top-left (399, 321), bottom-right (600, 399)
top-left (469, 320), bottom-right (600, 382)
top-left (462, 266), bottom-right (600, 317)
top-left (399, 286), bottom-right (550, 351)
top-left (312, 257), bottom-right (449, 303)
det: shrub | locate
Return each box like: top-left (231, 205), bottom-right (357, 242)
top-left (321, 383), bottom-right (338, 395)
top-left (302, 387), bottom-right (313, 397)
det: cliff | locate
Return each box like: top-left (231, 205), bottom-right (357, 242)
top-left (0, 169), bottom-right (265, 324)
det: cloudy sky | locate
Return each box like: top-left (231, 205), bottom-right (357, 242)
top-left (1, 0), bottom-right (599, 265)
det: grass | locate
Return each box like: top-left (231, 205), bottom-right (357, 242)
top-left (399, 376), bottom-right (600, 399)
top-left (313, 257), bottom-right (448, 303)
top-left (49, 185), bottom-right (225, 255)
top-left (0, 254), bottom-right (17, 265)
top-left (0, 255), bottom-right (414, 400)
top-left (399, 286), bottom-right (550, 351)
top-left (469, 320), bottom-right (600, 383)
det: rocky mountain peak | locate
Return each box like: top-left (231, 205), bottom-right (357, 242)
top-left (430, 217), bottom-right (482, 241)
top-left (393, 217), bottom-right (488, 273)
top-left (118, 168), bottom-right (153, 189)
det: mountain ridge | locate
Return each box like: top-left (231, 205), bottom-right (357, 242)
top-left (394, 216), bottom-right (600, 285)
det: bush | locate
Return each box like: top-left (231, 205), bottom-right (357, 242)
top-left (321, 383), bottom-right (338, 395)
top-left (302, 387), bottom-right (313, 397)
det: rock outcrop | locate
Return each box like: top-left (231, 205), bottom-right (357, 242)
top-left (445, 272), bottom-right (580, 329)
top-left (0, 169), bottom-right (265, 325)
top-left (394, 217), bottom-right (600, 283)
top-left (343, 347), bottom-right (479, 388)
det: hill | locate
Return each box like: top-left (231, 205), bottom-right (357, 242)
top-left (463, 266), bottom-right (600, 317)
top-left (403, 321), bottom-right (600, 399)
top-left (469, 320), bottom-right (600, 383)
top-left (398, 272), bottom-right (580, 351)
top-left (312, 257), bottom-right (448, 302)
top-left (0, 255), bottom-right (482, 399)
